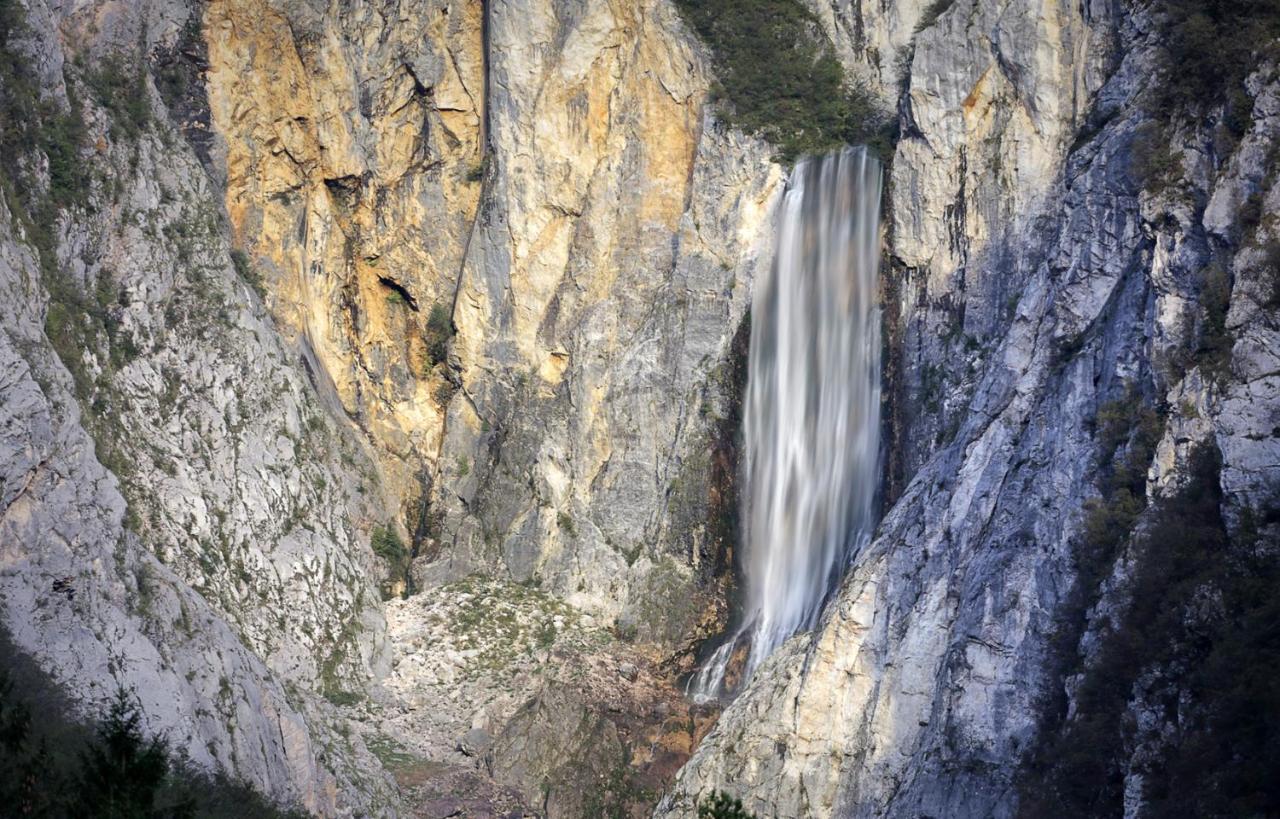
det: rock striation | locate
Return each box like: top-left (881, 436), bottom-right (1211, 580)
top-left (659, 0), bottom-right (1280, 817)
top-left (2, 0), bottom-right (1276, 816)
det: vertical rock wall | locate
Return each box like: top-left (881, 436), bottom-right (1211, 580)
top-left (661, 0), bottom-right (1277, 816)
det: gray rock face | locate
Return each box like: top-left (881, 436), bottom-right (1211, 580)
top-left (2, 0), bottom-right (781, 812)
top-left (659, 1), bottom-right (1280, 817)
top-left (0, 0), bottom-right (394, 813)
top-left (4, 0), bottom-right (1276, 816)
top-left (430, 0), bottom-right (784, 636)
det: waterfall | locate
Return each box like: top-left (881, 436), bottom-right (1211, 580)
top-left (690, 146), bottom-right (883, 701)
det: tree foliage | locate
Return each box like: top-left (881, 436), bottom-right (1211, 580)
top-left (1018, 443), bottom-right (1280, 817)
top-left (673, 0), bottom-right (894, 163)
top-left (697, 791), bottom-right (756, 819)
top-left (1151, 0), bottom-right (1280, 133)
top-left (0, 629), bottom-right (310, 817)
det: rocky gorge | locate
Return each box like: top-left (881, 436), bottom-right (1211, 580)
top-left (1, 0), bottom-right (1277, 817)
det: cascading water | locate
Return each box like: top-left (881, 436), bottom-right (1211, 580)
top-left (690, 146), bottom-right (883, 701)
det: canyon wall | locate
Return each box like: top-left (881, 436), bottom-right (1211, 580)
top-left (3, 0), bottom-right (1276, 816)
top-left (0, 0), bottom-right (397, 812)
top-left (660, 0), bottom-right (1280, 816)
top-left (1, 0), bottom-right (778, 814)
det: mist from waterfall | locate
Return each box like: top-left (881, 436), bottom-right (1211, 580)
top-left (690, 146), bottom-right (883, 702)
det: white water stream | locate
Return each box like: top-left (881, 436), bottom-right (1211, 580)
top-left (690, 146), bottom-right (883, 701)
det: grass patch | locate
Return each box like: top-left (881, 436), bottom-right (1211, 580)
top-left (366, 734), bottom-right (420, 771)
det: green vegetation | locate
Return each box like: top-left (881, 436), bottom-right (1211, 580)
top-left (437, 577), bottom-right (606, 678)
top-left (1151, 0), bottom-right (1280, 134)
top-left (1130, 1), bottom-right (1280, 197)
top-left (317, 616), bottom-right (365, 708)
top-left (1071, 390), bottom-right (1163, 611)
top-left (424, 302), bottom-right (453, 367)
top-left (230, 249), bottom-right (266, 299)
top-left (371, 522), bottom-right (412, 600)
top-left (364, 734), bottom-right (420, 772)
top-left (0, 630), bottom-right (309, 817)
top-left (83, 52), bottom-right (151, 141)
top-left (1128, 121), bottom-right (1180, 193)
top-left (0, 0), bottom-right (88, 244)
top-left (1194, 260), bottom-right (1234, 382)
top-left (673, 0), bottom-right (894, 163)
top-left (914, 0), bottom-right (957, 32)
top-left (698, 791), bottom-right (756, 818)
top-left (370, 524), bottom-right (407, 564)
top-left (1253, 239), bottom-right (1280, 308)
top-left (1014, 386), bottom-right (1164, 814)
top-left (1019, 443), bottom-right (1280, 817)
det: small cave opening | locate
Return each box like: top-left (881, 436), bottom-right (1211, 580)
top-left (378, 276), bottom-right (420, 312)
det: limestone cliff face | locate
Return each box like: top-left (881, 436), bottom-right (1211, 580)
top-left (204, 0), bottom-right (783, 644)
top-left (2, 0), bottom-right (778, 814)
top-left (9, 0), bottom-right (1275, 815)
top-left (432, 0), bottom-right (781, 638)
top-left (0, 0), bottom-right (398, 814)
top-left (659, 0), bottom-right (1280, 816)
top-left (204, 0), bottom-right (484, 502)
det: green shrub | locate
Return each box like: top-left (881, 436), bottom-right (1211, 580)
top-left (1195, 260), bottom-right (1234, 382)
top-left (371, 524), bottom-right (407, 563)
top-left (0, 0), bottom-right (88, 211)
top-left (230, 249), bottom-right (266, 299)
top-left (1015, 387), bottom-right (1167, 815)
top-left (424, 302), bottom-right (453, 367)
top-left (1129, 122), bottom-right (1180, 194)
top-left (1151, 0), bottom-right (1280, 127)
top-left (673, 0), bottom-right (894, 163)
top-left (84, 52), bottom-right (151, 140)
top-left (698, 791), bottom-right (756, 819)
top-left (1254, 240), bottom-right (1280, 308)
top-left (914, 0), bottom-right (957, 32)
top-left (1017, 444), bottom-right (1280, 818)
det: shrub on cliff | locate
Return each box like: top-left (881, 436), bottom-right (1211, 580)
top-left (673, 0), bottom-right (894, 163)
top-left (1018, 443), bottom-right (1280, 817)
top-left (1152, 0), bottom-right (1280, 133)
top-left (698, 791), bottom-right (756, 819)
top-left (424, 302), bottom-right (453, 367)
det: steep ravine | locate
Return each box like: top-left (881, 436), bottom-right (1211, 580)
top-left (1, 0), bottom-right (777, 815)
top-left (1, 0), bottom-right (1277, 816)
top-left (660, 1), bottom-right (1280, 817)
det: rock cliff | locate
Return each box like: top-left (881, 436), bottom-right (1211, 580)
top-left (0, 0), bottom-right (395, 812)
top-left (659, 0), bottom-right (1280, 817)
top-left (2, 0), bottom-right (1276, 816)
top-left (2, 0), bottom-right (777, 814)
